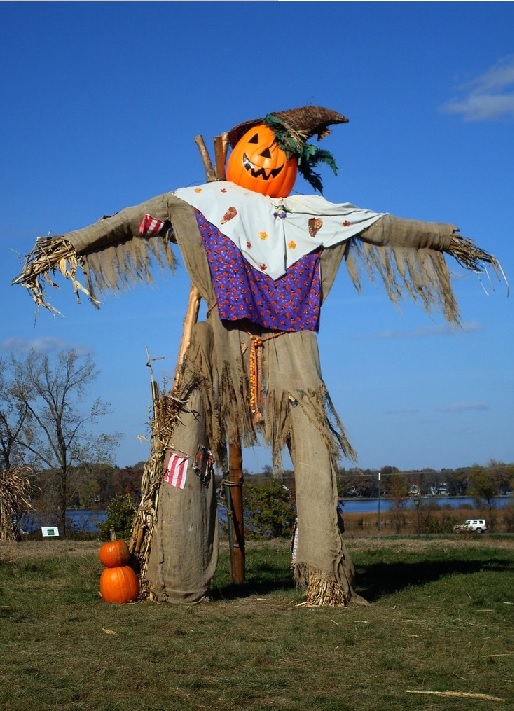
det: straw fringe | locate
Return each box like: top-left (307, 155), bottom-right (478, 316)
top-left (348, 239), bottom-right (460, 320)
top-left (83, 232), bottom-right (175, 297)
top-left (295, 564), bottom-right (353, 607)
top-left (129, 372), bottom-right (201, 597)
top-left (0, 465), bottom-right (35, 541)
top-left (344, 237), bottom-right (505, 324)
top-left (13, 228), bottom-right (175, 313)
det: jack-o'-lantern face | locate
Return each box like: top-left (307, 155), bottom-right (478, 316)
top-left (226, 124), bottom-right (297, 197)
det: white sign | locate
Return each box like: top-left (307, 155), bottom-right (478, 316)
top-left (41, 527), bottom-right (60, 538)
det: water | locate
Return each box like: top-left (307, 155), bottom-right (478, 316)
top-left (67, 509), bottom-right (107, 532)
top-left (20, 496), bottom-right (511, 534)
top-left (339, 496), bottom-right (512, 514)
top-left (20, 509), bottom-right (107, 534)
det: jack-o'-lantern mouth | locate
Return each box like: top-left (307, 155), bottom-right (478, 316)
top-left (242, 153), bottom-right (284, 182)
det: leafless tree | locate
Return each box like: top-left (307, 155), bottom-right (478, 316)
top-left (9, 349), bottom-right (120, 535)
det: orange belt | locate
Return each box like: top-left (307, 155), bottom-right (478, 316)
top-left (247, 331), bottom-right (286, 425)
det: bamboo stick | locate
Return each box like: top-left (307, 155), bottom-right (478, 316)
top-left (194, 134), bottom-right (216, 182)
top-left (171, 133), bottom-right (216, 386)
top-left (172, 283), bottom-right (201, 390)
top-left (174, 131), bottom-right (245, 585)
top-left (214, 132), bottom-right (228, 181)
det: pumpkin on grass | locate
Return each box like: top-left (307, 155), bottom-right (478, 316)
top-left (99, 565), bottom-right (139, 604)
top-left (98, 527), bottom-right (139, 603)
top-left (98, 530), bottom-right (131, 568)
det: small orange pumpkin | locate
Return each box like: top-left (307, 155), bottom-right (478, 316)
top-left (226, 124), bottom-right (297, 197)
top-left (98, 529), bottom-right (131, 568)
top-left (99, 566), bottom-right (139, 604)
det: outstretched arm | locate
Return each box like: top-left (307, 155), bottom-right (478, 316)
top-left (12, 192), bottom-right (182, 312)
top-left (344, 213), bottom-right (505, 324)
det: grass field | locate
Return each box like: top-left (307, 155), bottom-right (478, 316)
top-left (1, 535), bottom-right (513, 710)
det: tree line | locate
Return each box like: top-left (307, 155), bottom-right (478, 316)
top-left (335, 463), bottom-right (514, 505)
top-left (251, 463), bottom-right (514, 506)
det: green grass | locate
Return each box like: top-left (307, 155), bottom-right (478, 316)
top-left (1, 537), bottom-right (513, 710)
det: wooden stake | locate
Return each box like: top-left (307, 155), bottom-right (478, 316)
top-left (228, 440), bottom-right (245, 583)
top-left (178, 131), bottom-right (245, 585)
top-left (214, 132), bottom-right (228, 181)
top-left (194, 134), bottom-right (216, 182)
top-left (172, 284), bottom-right (201, 390)
top-left (212, 131), bottom-right (245, 583)
top-left (171, 133), bottom-right (215, 385)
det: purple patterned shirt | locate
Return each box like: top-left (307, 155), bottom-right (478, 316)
top-left (196, 211), bottom-right (321, 332)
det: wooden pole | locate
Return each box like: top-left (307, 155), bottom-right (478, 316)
top-left (228, 437), bottom-right (245, 583)
top-left (194, 134), bottom-right (216, 182)
top-left (192, 132), bottom-right (245, 583)
top-left (171, 134), bottom-right (213, 385)
top-left (214, 132), bottom-right (245, 583)
top-left (214, 132), bottom-right (228, 181)
top-left (172, 283), bottom-right (201, 390)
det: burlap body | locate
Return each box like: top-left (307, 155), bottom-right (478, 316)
top-left (16, 191), bottom-right (463, 602)
top-left (153, 200), bottom-right (455, 601)
top-left (168, 201), bottom-right (357, 599)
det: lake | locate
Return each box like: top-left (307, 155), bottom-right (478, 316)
top-left (339, 496), bottom-right (513, 514)
top-left (20, 496), bottom-right (512, 534)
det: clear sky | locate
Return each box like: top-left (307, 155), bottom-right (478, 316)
top-left (1, 2), bottom-right (513, 473)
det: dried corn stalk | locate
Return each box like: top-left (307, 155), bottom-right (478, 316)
top-left (12, 237), bottom-right (99, 313)
top-left (129, 373), bottom-right (199, 598)
top-left (0, 465), bottom-right (35, 541)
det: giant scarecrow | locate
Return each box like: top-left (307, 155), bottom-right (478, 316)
top-left (13, 107), bottom-right (503, 606)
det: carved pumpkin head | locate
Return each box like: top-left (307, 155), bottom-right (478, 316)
top-left (226, 106), bottom-right (349, 196)
top-left (226, 124), bottom-right (298, 197)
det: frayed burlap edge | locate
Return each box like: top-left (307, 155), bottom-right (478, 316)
top-left (345, 216), bottom-right (506, 325)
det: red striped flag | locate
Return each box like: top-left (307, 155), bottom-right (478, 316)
top-left (164, 452), bottom-right (188, 490)
top-left (139, 214), bottom-right (165, 237)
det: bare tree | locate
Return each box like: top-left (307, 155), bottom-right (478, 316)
top-left (10, 349), bottom-right (120, 536)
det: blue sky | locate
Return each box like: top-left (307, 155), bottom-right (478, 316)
top-left (1, 2), bottom-right (513, 473)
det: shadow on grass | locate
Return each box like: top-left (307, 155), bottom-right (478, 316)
top-left (354, 558), bottom-right (512, 602)
top-left (209, 553), bottom-right (512, 603)
top-left (210, 561), bottom-right (296, 601)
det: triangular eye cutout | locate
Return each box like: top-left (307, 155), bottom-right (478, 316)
top-left (261, 147), bottom-right (271, 158)
top-left (248, 133), bottom-right (259, 144)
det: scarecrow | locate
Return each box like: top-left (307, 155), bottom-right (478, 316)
top-left (13, 106), bottom-right (503, 606)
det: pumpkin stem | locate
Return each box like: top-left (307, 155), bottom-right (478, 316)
top-left (109, 526), bottom-right (117, 541)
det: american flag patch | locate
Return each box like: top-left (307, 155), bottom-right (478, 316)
top-left (139, 214), bottom-right (165, 237)
top-left (163, 452), bottom-right (188, 490)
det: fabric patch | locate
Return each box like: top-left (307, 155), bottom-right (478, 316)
top-left (164, 452), bottom-right (188, 489)
top-left (139, 214), bottom-right (165, 236)
top-left (196, 211), bottom-right (321, 332)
